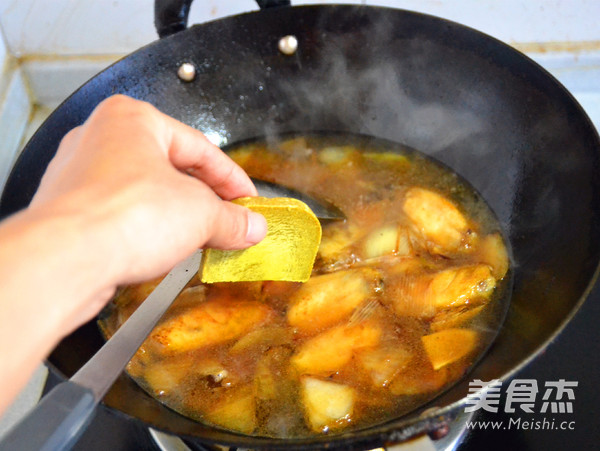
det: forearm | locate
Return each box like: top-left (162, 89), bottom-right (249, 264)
top-left (0, 206), bottom-right (118, 413)
top-left (0, 95), bottom-right (266, 416)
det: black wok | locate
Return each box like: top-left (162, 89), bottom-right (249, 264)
top-left (1, 1), bottom-right (599, 449)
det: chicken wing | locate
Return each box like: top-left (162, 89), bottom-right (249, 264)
top-left (402, 187), bottom-right (470, 255)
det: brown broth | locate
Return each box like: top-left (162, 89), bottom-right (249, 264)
top-left (100, 133), bottom-right (511, 438)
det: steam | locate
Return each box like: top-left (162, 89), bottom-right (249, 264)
top-left (264, 17), bottom-right (489, 158)
top-left (218, 5), bottom-right (577, 247)
top-left (255, 12), bottom-right (522, 225)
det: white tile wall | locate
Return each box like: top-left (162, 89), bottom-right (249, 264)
top-left (0, 0), bottom-right (598, 108)
top-left (361, 0), bottom-right (600, 43)
top-left (21, 56), bottom-right (119, 108)
top-left (0, 27), bottom-right (7, 68)
top-left (0, 0), bottom-right (259, 56)
top-left (1, 0), bottom-right (599, 57)
top-left (0, 29), bottom-right (32, 189)
top-left (0, 68), bottom-right (30, 186)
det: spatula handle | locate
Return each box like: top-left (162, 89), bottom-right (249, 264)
top-left (0, 381), bottom-right (96, 451)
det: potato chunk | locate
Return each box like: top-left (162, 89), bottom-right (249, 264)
top-left (142, 358), bottom-right (193, 396)
top-left (287, 268), bottom-right (379, 333)
top-left (254, 358), bottom-right (278, 401)
top-left (402, 187), bottom-right (469, 254)
top-left (204, 388), bottom-right (256, 434)
top-left (361, 224), bottom-right (411, 259)
top-left (318, 146), bottom-right (355, 165)
top-left (291, 323), bottom-right (381, 375)
top-left (149, 300), bottom-right (272, 352)
top-left (422, 328), bottom-right (478, 370)
top-left (229, 326), bottom-right (292, 355)
top-left (142, 357), bottom-right (229, 396)
top-left (317, 223), bottom-right (364, 271)
top-left (388, 363), bottom-right (449, 396)
top-left (253, 346), bottom-right (294, 401)
top-left (301, 377), bottom-right (355, 432)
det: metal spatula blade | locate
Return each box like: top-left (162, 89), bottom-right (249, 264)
top-left (251, 178), bottom-right (344, 221)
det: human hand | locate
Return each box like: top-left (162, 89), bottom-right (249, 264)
top-left (0, 95), bottom-right (269, 412)
top-left (29, 94), bottom-right (267, 317)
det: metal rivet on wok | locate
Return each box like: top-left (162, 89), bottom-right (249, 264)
top-left (177, 62), bottom-right (196, 82)
top-left (278, 35), bottom-right (298, 55)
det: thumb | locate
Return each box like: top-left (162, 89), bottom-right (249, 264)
top-left (203, 200), bottom-right (267, 250)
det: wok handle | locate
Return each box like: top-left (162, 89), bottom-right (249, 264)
top-left (0, 381), bottom-right (96, 451)
top-left (154, 0), bottom-right (193, 38)
top-left (155, 0), bottom-right (291, 38)
top-left (256, 0), bottom-right (291, 8)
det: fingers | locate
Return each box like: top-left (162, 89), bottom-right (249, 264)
top-left (90, 95), bottom-right (258, 200)
top-left (202, 200), bottom-right (268, 250)
top-left (162, 116), bottom-right (258, 200)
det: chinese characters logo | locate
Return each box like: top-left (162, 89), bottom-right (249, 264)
top-left (465, 379), bottom-right (577, 414)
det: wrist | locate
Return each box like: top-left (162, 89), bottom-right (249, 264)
top-left (0, 204), bottom-right (119, 413)
top-left (1, 202), bottom-right (120, 337)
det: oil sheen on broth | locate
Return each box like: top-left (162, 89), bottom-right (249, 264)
top-left (100, 134), bottom-right (510, 438)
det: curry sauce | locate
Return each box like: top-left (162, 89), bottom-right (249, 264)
top-left (100, 134), bottom-right (511, 438)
